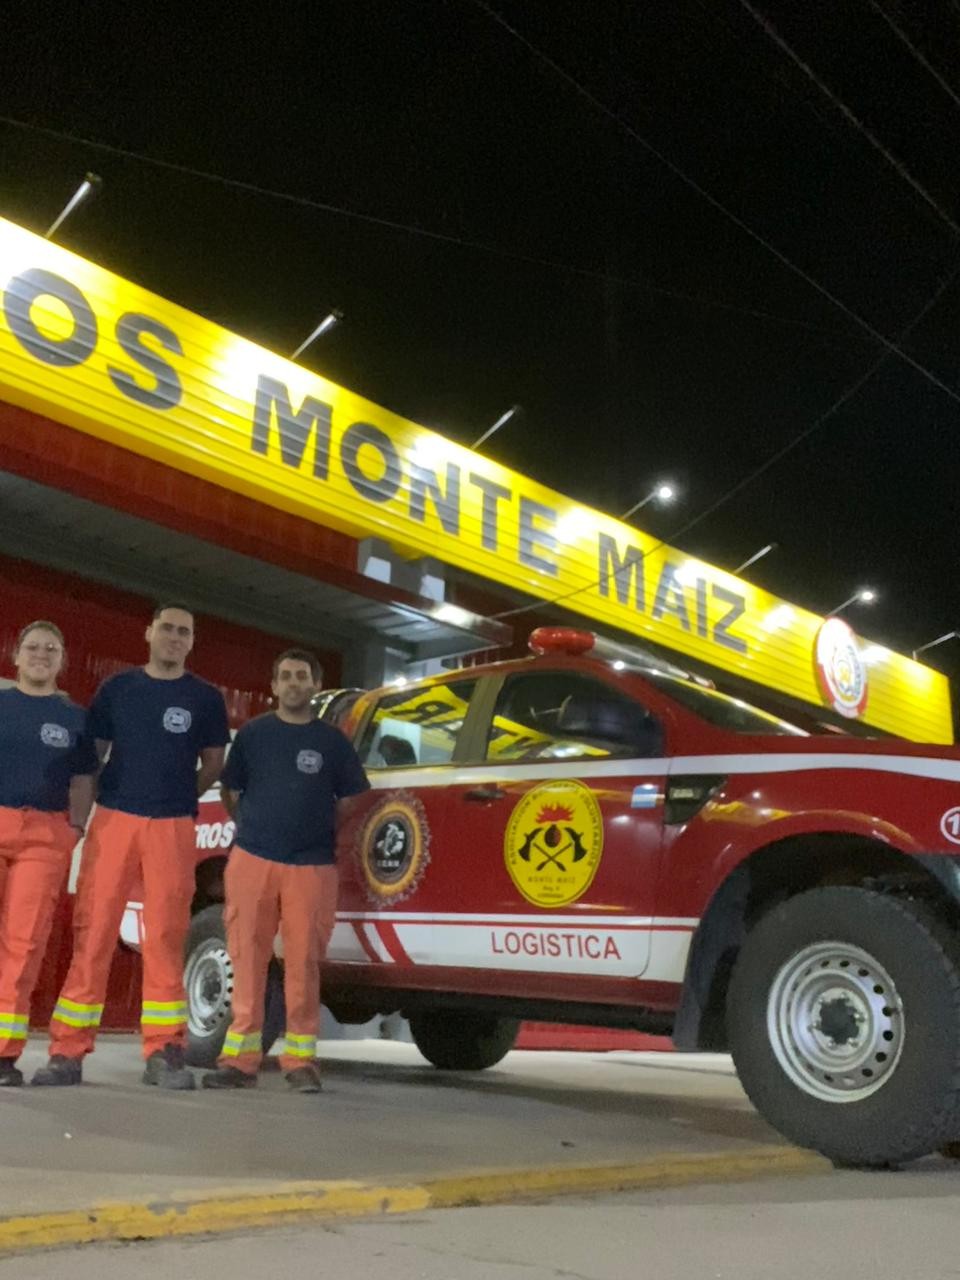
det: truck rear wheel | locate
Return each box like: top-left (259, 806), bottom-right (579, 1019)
top-left (184, 904), bottom-right (285, 1068)
top-left (409, 1010), bottom-right (520, 1070)
top-left (727, 886), bottom-right (960, 1166)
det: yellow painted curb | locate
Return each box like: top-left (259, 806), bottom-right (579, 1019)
top-left (0, 1146), bottom-right (826, 1255)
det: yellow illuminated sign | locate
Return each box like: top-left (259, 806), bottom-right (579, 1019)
top-left (0, 217), bottom-right (951, 742)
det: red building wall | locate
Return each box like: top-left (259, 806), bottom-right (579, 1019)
top-left (0, 553), bottom-right (340, 714)
top-left (1, 555), bottom-right (340, 1029)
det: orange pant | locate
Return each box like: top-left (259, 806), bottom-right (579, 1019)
top-left (49, 807), bottom-right (196, 1060)
top-left (0, 806), bottom-right (75, 1059)
top-left (219, 846), bottom-right (337, 1075)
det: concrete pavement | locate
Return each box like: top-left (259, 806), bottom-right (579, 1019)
top-left (0, 1036), bottom-right (824, 1252)
top-left (0, 1036), bottom-right (786, 1214)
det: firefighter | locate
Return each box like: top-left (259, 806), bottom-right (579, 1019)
top-left (32, 604), bottom-right (229, 1089)
top-left (0, 621), bottom-right (97, 1087)
top-left (202, 648), bottom-right (369, 1093)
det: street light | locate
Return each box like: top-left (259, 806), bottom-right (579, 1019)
top-left (828, 588), bottom-right (877, 617)
top-left (44, 173), bottom-right (102, 240)
top-left (912, 630), bottom-right (960, 662)
top-left (734, 543), bottom-right (777, 576)
top-left (620, 482), bottom-right (677, 521)
top-left (472, 405), bottom-right (520, 451)
top-left (290, 310), bottom-right (343, 361)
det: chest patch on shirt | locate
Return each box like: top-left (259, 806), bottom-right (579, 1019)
top-left (163, 706), bottom-right (193, 734)
top-left (297, 749), bottom-right (323, 774)
top-left (40, 723), bottom-right (70, 749)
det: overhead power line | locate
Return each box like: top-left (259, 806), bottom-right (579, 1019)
top-left (470, 1), bottom-right (960, 416)
top-left (491, 253), bottom-right (960, 622)
top-left (737, 0), bottom-right (960, 238)
top-left (866, 0), bottom-right (960, 113)
top-left (0, 114), bottom-right (853, 339)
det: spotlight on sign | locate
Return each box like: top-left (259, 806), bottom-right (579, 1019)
top-left (912, 630), bottom-right (960, 662)
top-left (621, 482), bottom-right (677, 521)
top-left (44, 173), bottom-right (102, 241)
top-left (828, 588), bottom-right (878, 617)
top-left (290, 310), bottom-right (343, 361)
top-left (734, 543), bottom-right (777, 576)
top-left (472, 405), bottom-right (520, 451)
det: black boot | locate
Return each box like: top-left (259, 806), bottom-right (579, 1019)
top-left (285, 1063), bottom-right (323, 1094)
top-left (202, 1065), bottom-right (258, 1090)
top-left (0, 1057), bottom-right (23, 1087)
top-left (32, 1055), bottom-right (82, 1086)
top-left (142, 1043), bottom-right (196, 1091)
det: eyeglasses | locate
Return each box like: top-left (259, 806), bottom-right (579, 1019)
top-left (21, 642), bottom-right (63, 655)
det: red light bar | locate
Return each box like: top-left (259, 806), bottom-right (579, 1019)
top-left (528, 627), bottom-right (596, 656)
top-left (528, 626), bottom-right (713, 687)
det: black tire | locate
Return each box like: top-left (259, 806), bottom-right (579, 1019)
top-left (727, 886), bottom-right (960, 1166)
top-left (183, 904), bottom-right (286, 1068)
top-left (409, 1010), bottom-right (520, 1070)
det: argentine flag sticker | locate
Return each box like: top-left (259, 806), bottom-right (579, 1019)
top-left (631, 784), bottom-right (660, 810)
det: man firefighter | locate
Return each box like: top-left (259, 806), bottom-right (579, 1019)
top-left (0, 621), bottom-right (97, 1087)
top-left (33, 604), bottom-right (229, 1089)
top-left (203, 648), bottom-right (368, 1093)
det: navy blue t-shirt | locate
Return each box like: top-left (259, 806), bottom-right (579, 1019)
top-left (88, 668), bottom-right (230, 818)
top-left (0, 687), bottom-right (98, 812)
top-left (222, 714), bottom-right (370, 865)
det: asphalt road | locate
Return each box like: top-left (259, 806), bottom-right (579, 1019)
top-left (4, 1167), bottom-right (960, 1279)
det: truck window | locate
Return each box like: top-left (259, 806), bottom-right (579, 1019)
top-left (358, 679), bottom-right (477, 768)
top-left (646, 673), bottom-right (806, 736)
top-left (485, 672), bottom-right (663, 762)
top-left (312, 688), bottom-right (364, 728)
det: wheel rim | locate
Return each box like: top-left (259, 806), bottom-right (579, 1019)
top-left (767, 940), bottom-right (905, 1103)
top-left (184, 939), bottom-right (234, 1037)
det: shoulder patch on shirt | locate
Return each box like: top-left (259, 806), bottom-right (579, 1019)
top-left (40, 723), bottom-right (70, 748)
top-left (163, 706), bottom-right (193, 734)
top-left (297, 749), bottom-right (324, 775)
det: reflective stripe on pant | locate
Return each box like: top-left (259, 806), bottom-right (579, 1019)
top-left (0, 806), bottom-right (75, 1060)
top-left (218, 845), bottom-right (337, 1075)
top-left (49, 808), bottom-right (195, 1060)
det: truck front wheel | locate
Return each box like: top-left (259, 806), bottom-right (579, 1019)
top-left (727, 886), bottom-right (960, 1166)
top-left (184, 904), bottom-right (285, 1068)
top-left (409, 1010), bottom-right (520, 1070)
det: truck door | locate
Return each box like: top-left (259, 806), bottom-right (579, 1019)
top-left (434, 669), bottom-right (669, 994)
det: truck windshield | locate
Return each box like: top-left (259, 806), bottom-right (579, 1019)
top-left (648, 673), bottom-right (807, 736)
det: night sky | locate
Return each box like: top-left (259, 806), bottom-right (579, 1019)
top-left (2, 0), bottom-right (960, 674)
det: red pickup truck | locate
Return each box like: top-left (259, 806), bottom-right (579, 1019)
top-left (172, 627), bottom-right (960, 1168)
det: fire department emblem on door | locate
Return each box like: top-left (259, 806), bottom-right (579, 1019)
top-left (357, 791), bottom-right (431, 904)
top-left (504, 780), bottom-right (604, 908)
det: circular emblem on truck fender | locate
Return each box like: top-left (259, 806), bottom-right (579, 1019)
top-left (504, 780), bottom-right (604, 908)
top-left (357, 791), bottom-right (431, 904)
top-left (814, 618), bottom-right (868, 719)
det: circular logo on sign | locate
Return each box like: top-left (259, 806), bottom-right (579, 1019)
top-left (163, 706), bottom-right (192, 734)
top-left (357, 791), bottom-right (431, 904)
top-left (297, 749), bottom-right (323, 774)
top-left (814, 618), bottom-right (868, 719)
top-left (40, 722), bottom-right (70, 748)
top-left (504, 780), bottom-right (604, 908)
